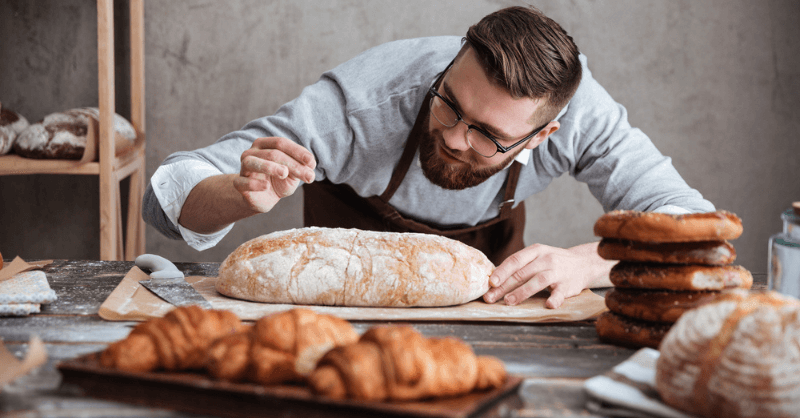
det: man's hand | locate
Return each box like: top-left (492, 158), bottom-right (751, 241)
top-left (234, 137), bottom-right (317, 213)
top-left (482, 242), bottom-right (615, 309)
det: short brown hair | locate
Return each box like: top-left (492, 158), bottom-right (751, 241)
top-left (465, 6), bottom-right (582, 126)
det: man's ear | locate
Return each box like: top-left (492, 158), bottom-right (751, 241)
top-left (524, 121), bottom-right (560, 149)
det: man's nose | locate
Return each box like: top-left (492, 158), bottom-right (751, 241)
top-left (441, 120), bottom-right (471, 152)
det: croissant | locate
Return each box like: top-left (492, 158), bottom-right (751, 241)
top-left (205, 308), bottom-right (359, 385)
top-left (308, 325), bottom-right (507, 401)
top-left (100, 305), bottom-right (243, 373)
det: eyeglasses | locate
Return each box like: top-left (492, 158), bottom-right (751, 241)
top-left (428, 84), bottom-right (548, 158)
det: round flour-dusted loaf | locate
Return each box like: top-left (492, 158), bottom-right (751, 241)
top-left (0, 103), bottom-right (30, 155)
top-left (14, 107), bottom-right (136, 159)
top-left (216, 227), bottom-right (494, 307)
top-left (656, 289), bottom-right (800, 418)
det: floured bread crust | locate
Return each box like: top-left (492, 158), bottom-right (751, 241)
top-left (216, 227), bottom-right (494, 307)
top-left (593, 210), bottom-right (743, 242)
top-left (609, 262), bottom-right (752, 291)
top-left (0, 105), bottom-right (30, 155)
top-left (14, 107), bottom-right (136, 159)
top-left (597, 238), bottom-right (736, 265)
top-left (656, 290), bottom-right (800, 418)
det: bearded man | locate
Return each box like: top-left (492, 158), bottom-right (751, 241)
top-left (143, 6), bottom-right (714, 309)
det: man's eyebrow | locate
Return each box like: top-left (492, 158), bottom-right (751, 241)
top-left (441, 80), bottom-right (515, 140)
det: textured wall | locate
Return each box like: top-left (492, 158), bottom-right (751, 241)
top-left (1, 0), bottom-right (798, 276)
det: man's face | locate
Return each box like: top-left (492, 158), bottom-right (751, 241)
top-left (419, 48), bottom-right (550, 190)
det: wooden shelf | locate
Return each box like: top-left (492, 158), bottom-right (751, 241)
top-left (0, 0), bottom-right (147, 261)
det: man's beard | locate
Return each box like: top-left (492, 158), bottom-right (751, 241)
top-left (418, 118), bottom-right (521, 190)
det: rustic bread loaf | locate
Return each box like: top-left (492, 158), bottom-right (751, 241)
top-left (604, 288), bottom-right (719, 323)
top-left (216, 227), bottom-right (494, 307)
top-left (0, 103), bottom-right (30, 155)
top-left (594, 311), bottom-right (671, 349)
top-left (14, 107), bottom-right (136, 159)
top-left (597, 238), bottom-right (736, 265)
top-left (609, 262), bottom-right (753, 291)
top-left (593, 210), bottom-right (743, 242)
top-left (656, 289), bottom-right (800, 418)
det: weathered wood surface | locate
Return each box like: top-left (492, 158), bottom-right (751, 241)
top-left (0, 259), bottom-right (768, 418)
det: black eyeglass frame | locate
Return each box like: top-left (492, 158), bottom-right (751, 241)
top-left (428, 65), bottom-right (549, 157)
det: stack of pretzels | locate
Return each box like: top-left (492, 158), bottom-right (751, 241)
top-left (592, 210), bottom-right (752, 348)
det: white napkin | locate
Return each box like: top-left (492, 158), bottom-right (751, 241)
top-left (0, 270), bottom-right (57, 316)
top-left (583, 348), bottom-right (695, 418)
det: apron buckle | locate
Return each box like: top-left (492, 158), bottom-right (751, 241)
top-left (499, 199), bottom-right (515, 210)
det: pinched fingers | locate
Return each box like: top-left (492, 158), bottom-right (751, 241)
top-left (242, 137), bottom-right (316, 183)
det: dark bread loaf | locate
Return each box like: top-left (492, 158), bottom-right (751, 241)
top-left (597, 238), bottom-right (736, 265)
top-left (14, 107), bottom-right (136, 159)
top-left (593, 210), bottom-right (743, 243)
top-left (609, 262), bottom-right (753, 291)
top-left (604, 288), bottom-right (719, 323)
top-left (216, 227), bottom-right (494, 307)
top-left (0, 103), bottom-right (30, 155)
top-left (594, 311), bottom-right (671, 349)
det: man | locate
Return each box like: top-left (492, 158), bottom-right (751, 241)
top-left (143, 6), bottom-right (715, 309)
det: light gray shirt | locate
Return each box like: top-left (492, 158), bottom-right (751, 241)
top-left (143, 36), bottom-right (714, 250)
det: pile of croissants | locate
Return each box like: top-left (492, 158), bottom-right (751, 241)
top-left (100, 306), bottom-right (507, 401)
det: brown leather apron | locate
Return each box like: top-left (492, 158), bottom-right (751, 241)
top-left (302, 87), bottom-right (526, 266)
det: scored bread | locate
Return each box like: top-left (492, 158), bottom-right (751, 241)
top-left (216, 227), bottom-right (494, 307)
top-left (656, 289), bottom-right (800, 418)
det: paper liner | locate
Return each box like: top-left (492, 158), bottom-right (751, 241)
top-left (0, 336), bottom-right (48, 390)
top-left (100, 267), bottom-right (608, 322)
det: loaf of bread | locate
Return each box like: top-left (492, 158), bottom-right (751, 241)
top-left (205, 308), bottom-right (359, 384)
top-left (597, 238), bottom-right (736, 265)
top-left (0, 103), bottom-right (30, 155)
top-left (609, 262), bottom-right (753, 291)
top-left (308, 325), bottom-right (507, 401)
top-left (594, 210), bottom-right (743, 242)
top-left (604, 288), bottom-right (719, 323)
top-left (14, 107), bottom-right (136, 159)
top-left (216, 227), bottom-right (494, 307)
top-left (100, 305), bottom-right (244, 373)
top-left (656, 290), bottom-right (800, 418)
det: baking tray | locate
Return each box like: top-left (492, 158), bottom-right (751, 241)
top-left (57, 352), bottom-right (523, 418)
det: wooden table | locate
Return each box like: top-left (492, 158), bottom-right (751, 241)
top-left (0, 260), bottom-right (767, 417)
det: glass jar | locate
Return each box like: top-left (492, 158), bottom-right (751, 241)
top-left (768, 207), bottom-right (800, 297)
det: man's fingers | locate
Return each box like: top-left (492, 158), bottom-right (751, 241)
top-left (545, 286), bottom-right (567, 309)
top-left (252, 137), bottom-right (317, 169)
top-left (233, 175), bottom-right (269, 193)
top-left (489, 245), bottom-right (543, 287)
top-left (241, 153), bottom-right (314, 183)
top-left (484, 261), bottom-right (548, 304)
top-left (502, 271), bottom-right (554, 306)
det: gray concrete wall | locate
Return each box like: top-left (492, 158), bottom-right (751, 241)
top-left (1, 0), bottom-right (798, 276)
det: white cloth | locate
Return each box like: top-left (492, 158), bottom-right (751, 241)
top-left (0, 271), bottom-right (56, 316)
top-left (583, 348), bottom-right (695, 418)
